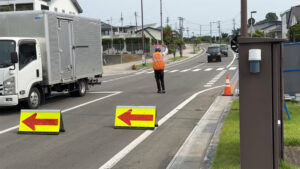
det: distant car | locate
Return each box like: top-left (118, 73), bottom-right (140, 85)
top-left (220, 44), bottom-right (228, 57)
top-left (207, 46), bottom-right (222, 62)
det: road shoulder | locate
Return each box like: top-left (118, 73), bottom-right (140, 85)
top-left (166, 96), bottom-right (234, 169)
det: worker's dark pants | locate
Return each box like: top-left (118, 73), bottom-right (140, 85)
top-left (154, 70), bottom-right (165, 91)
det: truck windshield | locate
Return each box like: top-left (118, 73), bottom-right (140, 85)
top-left (0, 40), bottom-right (16, 68)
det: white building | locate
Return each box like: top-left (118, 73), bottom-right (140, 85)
top-left (0, 0), bottom-right (82, 15)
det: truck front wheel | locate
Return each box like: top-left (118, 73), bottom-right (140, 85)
top-left (27, 87), bottom-right (41, 109)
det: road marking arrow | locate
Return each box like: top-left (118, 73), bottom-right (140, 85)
top-left (22, 113), bottom-right (58, 130)
top-left (118, 109), bottom-right (154, 126)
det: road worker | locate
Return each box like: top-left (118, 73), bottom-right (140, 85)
top-left (152, 45), bottom-right (168, 94)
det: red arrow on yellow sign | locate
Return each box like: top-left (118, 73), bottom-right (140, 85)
top-left (22, 113), bottom-right (58, 130)
top-left (118, 109), bottom-right (154, 125)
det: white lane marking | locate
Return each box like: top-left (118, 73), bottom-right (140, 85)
top-left (204, 85), bottom-right (212, 88)
top-left (147, 71), bottom-right (154, 74)
top-left (204, 68), bottom-right (213, 72)
top-left (217, 68), bottom-right (225, 71)
top-left (192, 69), bottom-right (201, 72)
top-left (0, 91), bottom-right (122, 135)
top-left (98, 85), bottom-right (224, 169)
top-left (229, 67), bottom-right (237, 70)
top-left (103, 74), bottom-right (141, 83)
top-left (190, 63), bottom-right (205, 70)
top-left (164, 70), bottom-right (170, 73)
top-left (170, 70), bottom-right (179, 73)
top-left (135, 71), bottom-right (145, 75)
top-left (226, 51), bottom-right (237, 69)
top-left (180, 69), bottom-right (191, 72)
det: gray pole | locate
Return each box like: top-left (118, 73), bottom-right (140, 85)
top-left (141, 0), bottom-right (144, 54)
top-left (160, 0), bottom-right (164, 45)
top-left (135, 12), bottom-right (138, 31)
top-left (241, 0), bottom-right (248, 37)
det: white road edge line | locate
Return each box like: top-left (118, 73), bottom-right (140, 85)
top-left (98, 85), bottom-right (225, 169)
top-left (0, 91), bottom-right (122, 135)
top-left (226, 51), bottom-right (237, 69)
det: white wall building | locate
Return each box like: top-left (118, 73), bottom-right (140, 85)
top-left (0, 0), bottom-right (82, 15)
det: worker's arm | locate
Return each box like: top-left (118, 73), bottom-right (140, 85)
top-left (162, 46), bottom-right (168, 56)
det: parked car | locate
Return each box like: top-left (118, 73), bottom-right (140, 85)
top-left (207, 46), bottom-right (222, 62)
top-left (220, 44), bottom-right (228, 56)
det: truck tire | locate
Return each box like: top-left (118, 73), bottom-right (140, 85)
top-left (70, 80), bottom-right (87, 97)
top-left (27, 87), bottom-right (41, 109)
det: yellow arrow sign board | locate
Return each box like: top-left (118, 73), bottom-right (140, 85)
top-left (19, 110), bottom-right (63, 134)
top-left (114, 106), bottom-right (156, 129)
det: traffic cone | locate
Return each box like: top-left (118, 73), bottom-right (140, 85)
top-left (223, 75), bottom-right (233, 96)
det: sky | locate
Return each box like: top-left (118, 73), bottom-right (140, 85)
top-left (77, 0), bottom-right (299, 36)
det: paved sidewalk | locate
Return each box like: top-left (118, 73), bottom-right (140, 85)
top-left (166, 95), bottom-right (234, 169)
top-left (103, 45), bottom-right (203, 76)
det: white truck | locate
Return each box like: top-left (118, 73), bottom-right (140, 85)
top-left (0, 11), bottom-right (103, 108)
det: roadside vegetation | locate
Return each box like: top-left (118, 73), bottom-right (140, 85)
top-left (212, 99), bottom-right (299, 169)
top-left (169, 56), bottom-right (187, 61)
top-left (135, 62), bottom-right (153, 69)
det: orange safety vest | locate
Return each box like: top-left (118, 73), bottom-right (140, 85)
top-left (153, 52), bottom-right (165, 70)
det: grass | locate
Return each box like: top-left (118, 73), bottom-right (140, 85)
top-left (284, 101), bottom-right (300, 146)
top-left (169, 56), bottom-right (187, 61)
top-left (212, 99), bottom-right (300, 169)
top-left (212, 99), bottom-right (240, 169)
top-left (135, 62), bottom-right (153, 69)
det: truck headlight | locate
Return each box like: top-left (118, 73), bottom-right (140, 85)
top-left (3, 77), bottom-right (15, 95)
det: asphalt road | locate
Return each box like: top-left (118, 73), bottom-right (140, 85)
top-left (0, 45), bottom-right (238, 169)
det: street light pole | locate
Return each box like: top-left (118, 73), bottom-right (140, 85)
top-left (241, 0), bottom-right (248, 37)
top-left (160, 0), bottom-right (164, 45)
top-left (250, 11), bottom-right (257, 37)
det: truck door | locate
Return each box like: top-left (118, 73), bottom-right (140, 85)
top-left (58, 19), bottom-right (73, 81)
top-left (18, 41), bottom-right (42, 99)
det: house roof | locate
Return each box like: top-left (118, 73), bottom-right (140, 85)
top-left (287, 5), bottom-right (300, 28)
top-left (43, 0), bottom-right (83, 13)
top-left (71, 0), bottom-right (83, 13)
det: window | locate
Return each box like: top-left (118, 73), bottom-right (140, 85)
top-left (0, 5), bottom-right (14, 12)
top-left (62, 10), bottom-right (65, 13)
top-left (0, 41), bottom-right (15, 68)
top-left (19, 43), bottom-right (37, 70)
top-left (54, 8), bottom-right (58, 12)
top-left (41, 5), bottom-right (49, 10)
top-left (16, 3), bottom-right (33, 11)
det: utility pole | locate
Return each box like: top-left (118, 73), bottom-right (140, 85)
top-left (187, 27), bottom-right (189, 38)
top-left (178, 17), bottom-right (184, 56)
top-left (210, 22), bottom-right (212, 37)
top-left (233, 18), bottom-right (236, 30)
top-left (218, 21), bottom-right (221, 43)
top-left (134, 12), bottom-right (138, 31)
top-left (107, 18), bottom-right (114, 51)
top-left (120, 12), bottom-right (124, 27)
top-left (241, 0), bottom-right (248, 37)
top-left (160, 0), bottom-right (163, 45)
top-left (166, 17), bottom-right (169, 26)
top-left (141, 0), bottom-right (145, 65)
top-left (200, 25), bottom-right (202, 37)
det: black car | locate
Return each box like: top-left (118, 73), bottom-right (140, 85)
top-left (207, 46), bottom-right (222, 62)
top-left (220, 45), bottom-right (228, 57)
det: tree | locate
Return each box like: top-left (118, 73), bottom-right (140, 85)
top-left (288, 24), bottom-right (300, 42)
top-left (251, 30), bottom-right (265, 38)
top-left (256, 12), bottom-right (279, 25)
top-left (265, 12), bottom-right (278, 22)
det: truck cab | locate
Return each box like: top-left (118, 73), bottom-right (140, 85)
top-left (0, 37), bottom-right (43, 108)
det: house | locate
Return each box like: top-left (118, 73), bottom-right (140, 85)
top-left (281, 5), bottom-right (300, 39)
top-left (135, 27), bottom-right (162, 43)
top-left (248, 21), bottom-right (282, 38)
top-left (0, 0), bottom-right (82, 15)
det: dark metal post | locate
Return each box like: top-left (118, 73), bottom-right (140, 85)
top-left (241, 0), bottom-right (248, 37)
top-left (160, 0), bottom-right (164, 45)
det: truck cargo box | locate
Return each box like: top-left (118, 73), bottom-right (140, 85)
top-left (0, 11), bottom-right (103, 85)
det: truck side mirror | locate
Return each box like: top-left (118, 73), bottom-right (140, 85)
top-left (11, 52), bottom-right (18, 64)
